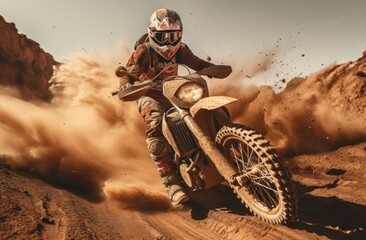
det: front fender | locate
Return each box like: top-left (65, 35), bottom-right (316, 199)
top-left (190, 96), bottom-right (237, 118)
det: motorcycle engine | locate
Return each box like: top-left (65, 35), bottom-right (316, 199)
top-left (179, 157), bottom-right (205, 191)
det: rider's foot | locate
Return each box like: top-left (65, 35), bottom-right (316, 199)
top-left (163, 174), bottom-right (189, 206)
top-left (167, 184), bottom-right (189, 206)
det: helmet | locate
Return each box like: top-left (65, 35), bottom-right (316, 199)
top-left (147, 9), bottom-right (183, 60)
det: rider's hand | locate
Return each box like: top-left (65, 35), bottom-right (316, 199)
top-left (115, 66), bottom-right (126, 77)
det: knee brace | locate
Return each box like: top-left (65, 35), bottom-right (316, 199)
top-left (146, 136), bottom-right (170, 161)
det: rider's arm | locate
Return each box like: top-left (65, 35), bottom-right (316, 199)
top-left (177, 43), bottom-right (214, 71)
top-left (118, 45), bottom-right (149, 86)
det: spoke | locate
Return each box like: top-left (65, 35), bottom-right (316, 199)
top-left (257, 178), bottom-right (279, 207)
top-left (230, 144), bottom-right (245, 173)
top-left (245, 145), bottom-right (254, 169)
top-left (248, 178), bottom-right (278, 209)
top-left (242, 162), bottom-right (269, 177)
top-left (258, 183), bottom-right (278, 208)
top-left (249, 183), bottom-right (265, 205)
top-left (235, 142), bottom-right (249, 168)
top-left (257, 164), bottom-right (271, 175)
top-left (261, 175), bottom-right (276, 189)
top-left (230, 146), bottom-right (242, 172)
top-left (266, 190), bottom-right (279, 207)
top-left (251, 180), bottom-right (279, 194)
top-left (231, 142), bottom-right (250, 171)
top-left (246, 144), bottom-right (250, 161)
top-left (251, 175), bottom-right (275, 181)
top-left (253, 181), bottom-right (270, 206)
top-left (238, 143), bottom-right (249, 169)
top-left (248, 145), bottom-right (257, 166)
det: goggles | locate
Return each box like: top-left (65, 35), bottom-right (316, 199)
top-left (151, 30), bottom-right (182, 45)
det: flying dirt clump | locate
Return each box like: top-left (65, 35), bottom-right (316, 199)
top-left (212, 52), bottom-right (366, 155)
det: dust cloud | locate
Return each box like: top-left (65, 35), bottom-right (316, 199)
top-left (211, 55), bottom-right (366, 155)
top-left (0, 44), bottom-right (163, 203)
top-left (105, 184), bottom-right (171, 211)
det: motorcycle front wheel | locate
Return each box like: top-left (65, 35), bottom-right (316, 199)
top-left (216, 125), bottom-right (297, 224)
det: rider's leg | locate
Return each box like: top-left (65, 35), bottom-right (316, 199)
top-left (137, 95), bottom-right (189, 206)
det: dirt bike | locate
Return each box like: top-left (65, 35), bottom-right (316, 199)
top-left (112, 65), bottom-right (297, 224)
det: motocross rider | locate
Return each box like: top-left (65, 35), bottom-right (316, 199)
top-left (117, 8), bottom-right (216, 206)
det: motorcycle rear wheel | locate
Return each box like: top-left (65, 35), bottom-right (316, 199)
top-left (216, 125), bottom-right (297, 224)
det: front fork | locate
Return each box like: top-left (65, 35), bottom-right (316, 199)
top-left (174, 106), bottom-right (237, 184)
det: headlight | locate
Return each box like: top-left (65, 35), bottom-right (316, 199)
top-left (176, 82), bottom-right (204, 104)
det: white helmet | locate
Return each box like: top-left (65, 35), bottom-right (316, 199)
top-left (147, 9), bottom-right (183, 60)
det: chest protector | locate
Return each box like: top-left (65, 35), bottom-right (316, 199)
top-left (140, 43), bottom-right (178, 82)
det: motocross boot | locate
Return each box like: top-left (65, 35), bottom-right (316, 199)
top-left (156, 157), bottom-right (189, 206)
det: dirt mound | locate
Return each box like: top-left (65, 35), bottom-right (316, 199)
top-left (212, 52), bottom-right (366, 155)
top-left (0, 15), bottom-right (56, 101)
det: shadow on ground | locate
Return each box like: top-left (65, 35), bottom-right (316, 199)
top-left (186, 181), bottom-right (366, 240)
top-left (289, 181), bottom-right (366, 240)
top-left (186, 184), bottom-right (249, 220)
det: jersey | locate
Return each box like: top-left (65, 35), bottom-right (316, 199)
top-left (119, 42), bottom-right (214, 87)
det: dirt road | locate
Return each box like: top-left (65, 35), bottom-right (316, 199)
top-left (1, 142), bottom-right (365, 240)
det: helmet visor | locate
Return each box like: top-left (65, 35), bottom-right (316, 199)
top-left (151, 31), bottom-right (182, 45)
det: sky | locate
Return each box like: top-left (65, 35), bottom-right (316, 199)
top-left (1, 0), bottom-right (366, 83)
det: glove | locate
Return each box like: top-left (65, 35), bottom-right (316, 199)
top-left (116, 66), bottom-right (138, 85)
top-left (115, 66), bottom-right (127, 77)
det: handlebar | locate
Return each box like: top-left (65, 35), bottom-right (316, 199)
top-left (112, 64), bottom-right (232, 96)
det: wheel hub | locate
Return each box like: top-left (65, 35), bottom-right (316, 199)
top-left (235, 174), bottom-right (250, 186)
